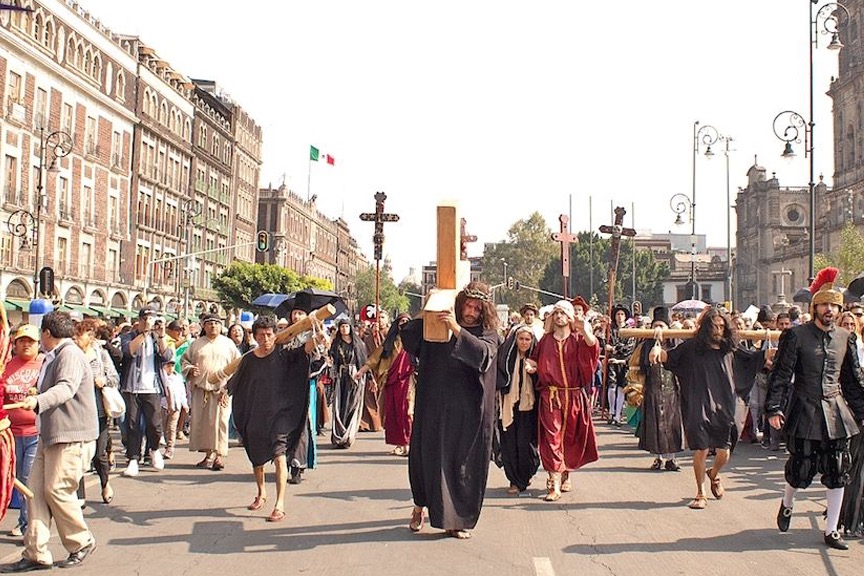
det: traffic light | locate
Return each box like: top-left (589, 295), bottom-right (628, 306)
top-left (507, 276), bottom-right (514, 289)
top-left (256, 231), bottom-right (269, 252)
top-left (38, 267), bottom-right (54, 296)
top-left (514, 280), bottom-right (521, 291)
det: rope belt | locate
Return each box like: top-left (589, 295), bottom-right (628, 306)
top-left (546, 386), bottom-right (585, 409)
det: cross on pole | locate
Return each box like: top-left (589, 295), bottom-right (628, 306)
top-left (598, 206), bottom-right (637, 412)
top-left (460, 218), bottom-right (477, 261)
top-left (551, 214), bottom-right (579, 298)
top-left (359, 191), bottom-right (400, 332)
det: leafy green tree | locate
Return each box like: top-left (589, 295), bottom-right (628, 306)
top-left (355, 265), bottom-right (409, 320)
top-left (397, 280), bottom-right (423, 316)
top-left (212, 262), bottom-right (332, 311)
top-left (814, 223), bottom-right (864, 286)
top-left (480, 212), bottom-right (558, 309)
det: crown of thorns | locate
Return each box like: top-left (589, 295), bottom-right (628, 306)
top-left (462, 287), bottom-right (491, 302)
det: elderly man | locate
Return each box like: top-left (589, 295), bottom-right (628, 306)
top-left (768, 267), bottom-right (864, 550)
top-left (400, 281), bottom-right (501, 539)
top-left (182, 313), bottom-right (240, 471)
top-left (0, 312), bottom-right (98, 572)
top-left (527, 297), bottom-right (600, 502)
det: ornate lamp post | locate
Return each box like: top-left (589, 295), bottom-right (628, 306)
top-left (773, 1), bottom-right (849, 283)
top-left (5, 128), bottom-right (72, 299)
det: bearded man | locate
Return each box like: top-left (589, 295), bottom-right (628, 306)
top-left (527, 297), bottom-right (600, 502)
top-left (182, 314), bottom-right (240, 471)
top-left (400, 281), bottom-right (501, 539)
top-left (651, 307), bottom-right (770, 510)
top-left (767, 267), bottom-right (864, 550)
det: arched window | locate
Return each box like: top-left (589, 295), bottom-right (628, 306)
top-left (150, 93), bottom-right (157, 117)
top-left (83, 49), bottom-right (92, 75)
top-left (183, 119), bottom-right (191, 140)
top-left (32, 12), bottom-right (41, 42)
top-left (847, 124), bottom-right (856, 168)
top-left (170, 108), bottom-right (178, 133)
top-left (93, 54), bottom-right (102, 81)
top-left (159, 102), bottom-right (168, 125)
top-left (66, 36), bottom-right (75, 64)
top-left (43, 19), bottom-right (54, 50)
top-left (116, 71), bottom-right (125, 99)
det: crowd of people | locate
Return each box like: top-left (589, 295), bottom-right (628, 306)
top-left (2, 267), bottom-right (864, 569)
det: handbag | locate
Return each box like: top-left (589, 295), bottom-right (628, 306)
top-left (101, 386), bottom-right (126, 418)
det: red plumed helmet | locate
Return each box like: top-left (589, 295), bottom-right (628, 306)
top-left (810, 267), bottom-right (839, 294)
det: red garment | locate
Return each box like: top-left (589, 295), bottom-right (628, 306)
top-left (383, 349), bottom-right (414, 446)
top-left (0, 355), bottom-right (42, 436)
top-left (531, 332), bottom-right (600, 472)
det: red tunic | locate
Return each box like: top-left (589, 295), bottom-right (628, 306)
top-left (531, 331), bottom-right (600, 473)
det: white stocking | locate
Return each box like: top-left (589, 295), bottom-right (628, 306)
top-left (783, 484), bottom-right (796, 508)
top-left (825, 487), bottom-right (844, 535)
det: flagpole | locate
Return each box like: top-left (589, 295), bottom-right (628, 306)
top-left (307, 156), bottom-right (312, 202)
top-left (589, 196), bottom-right (593, 299)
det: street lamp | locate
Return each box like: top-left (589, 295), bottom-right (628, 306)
top-left (5, 127), bottom-right (72, 299)
top-left (719, 135), bottom-right (734, 309)
top-left (674, 121), bottom-right (718, 301)
top-left (773, 1), bottom-right (848, 283)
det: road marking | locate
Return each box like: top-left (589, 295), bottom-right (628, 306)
top-left (533, 557), bottom-right (556, 576)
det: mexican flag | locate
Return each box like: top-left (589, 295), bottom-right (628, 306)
top-left (310, 146), bottom-right (319, 161)
top-left (310, 146), bottom-right (335, 166)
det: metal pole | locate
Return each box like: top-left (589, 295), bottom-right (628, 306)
top-left (589, 196), bottom-right (593, 298)
top-left (725, 137), bottom-right (732, 308)
top-left (631, 202), bottom-right (636, 303)
top-left (691, 121), bottom-right (698, 300)
top-left (808, 0), bottom-right (816, 283)
top-left (33, 127), bottom-right (44, 299)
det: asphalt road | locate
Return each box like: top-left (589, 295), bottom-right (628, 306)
top-left (0, 422), bottom-right (859, 576)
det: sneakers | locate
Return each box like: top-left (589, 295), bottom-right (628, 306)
top-left (776, 501), bottom-right (793, 532)
top-left (123, 459), bottom-right (139, 477)
top-left (150, 449), bottom-right (165, 471)
top-left (9, 524), bottom-right (23, 537)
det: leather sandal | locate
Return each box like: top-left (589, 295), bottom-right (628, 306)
top-left (409, 507), bottom-right (424, 532)
top-left (266, 509), bottom-right (286, 522)
top-left (706, 468), bottom-right (724, 499)
top-left (247, 496), bottom-right (267, 511)
top-left (196, 457), bottom-right (213, 469)
top-left (688, 495), bottom-right (708, 509)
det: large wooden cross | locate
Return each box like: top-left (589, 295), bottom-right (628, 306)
top-left (423, 204), bottom-right (463, 342)
top-left (598, 206), bottom-right (637, 410)
top-left (359, 192), bottom-right (399, 332)
top-left (551, 214), bottom-right (579, 298)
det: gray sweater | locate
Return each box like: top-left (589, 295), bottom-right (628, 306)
top-left (36, 340), bottom-right (99, 446)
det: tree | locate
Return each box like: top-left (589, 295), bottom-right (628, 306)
top-left (480, 212), bottom-right (558, 309)
top-left (397, 279), bottom-right (423, 316)
top-left (212, 262), bottom-right (332, 311)
top-left (355, 265), bottom-right (409, 320)
top-left (539, 232), bottom-right (669, 311)
top-left (814, 223), bottom-right (864, 286)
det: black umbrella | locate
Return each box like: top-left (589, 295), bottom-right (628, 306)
top-left (792, 287), bottom-right (812, 304)
top-left (847, 273), bottom-right (864, 299)
top-left (843, 288), bottom-right (861, 304)
top-left (273, 287), bottom-right (347, 319)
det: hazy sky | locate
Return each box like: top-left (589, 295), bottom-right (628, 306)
top-left (80, 1), bottom-right (837, 282)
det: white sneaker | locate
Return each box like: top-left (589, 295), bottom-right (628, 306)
top-left (123, 459), bottom-right (139, 477)
top-left (150, 449), bottom-right (165, 471)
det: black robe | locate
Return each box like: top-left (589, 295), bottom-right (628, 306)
top-left (637, 341), bottom-right (684, 455)
top-left (663, 339), bottom-right (764, 451)
top-left (401, 319), bottom-right (500, 531)
top-left (228, 347), bottom-right (311, 467)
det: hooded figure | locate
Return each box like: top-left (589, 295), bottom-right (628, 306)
top-left (329, 319), bottom-right (367, 448)
top-left (493, 324), bottom-right (541, 493)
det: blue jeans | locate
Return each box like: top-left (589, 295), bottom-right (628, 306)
top-left (15, 434), bottom-right (38, 529)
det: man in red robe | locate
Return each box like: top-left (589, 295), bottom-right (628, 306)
top-left (528, 298), bottom-right (600, 501)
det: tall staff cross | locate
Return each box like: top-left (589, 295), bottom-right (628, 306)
top-left (598, 206), bottom-right (637, 411)
top-left (460, 218), bottom-right (477, 261)
top-left (359, 192), bottom-right (400, 331)
top-left (551, 215), bottom-right (579, 298)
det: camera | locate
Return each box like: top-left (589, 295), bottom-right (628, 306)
top-left (154, 317), bottom-right (165, 326)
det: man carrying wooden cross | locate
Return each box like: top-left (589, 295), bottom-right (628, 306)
top-left (649, 307), bottom-right (772, 510)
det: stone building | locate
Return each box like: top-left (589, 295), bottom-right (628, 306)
top-left (256, 183), bottom-right (366, 311)
top-left (0, 0), bottom-right (263, 323)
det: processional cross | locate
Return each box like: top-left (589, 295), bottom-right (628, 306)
top-left (551, 215), bottom-right (579, 299)
top-left (359, 192), bottom-right (399, 331)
